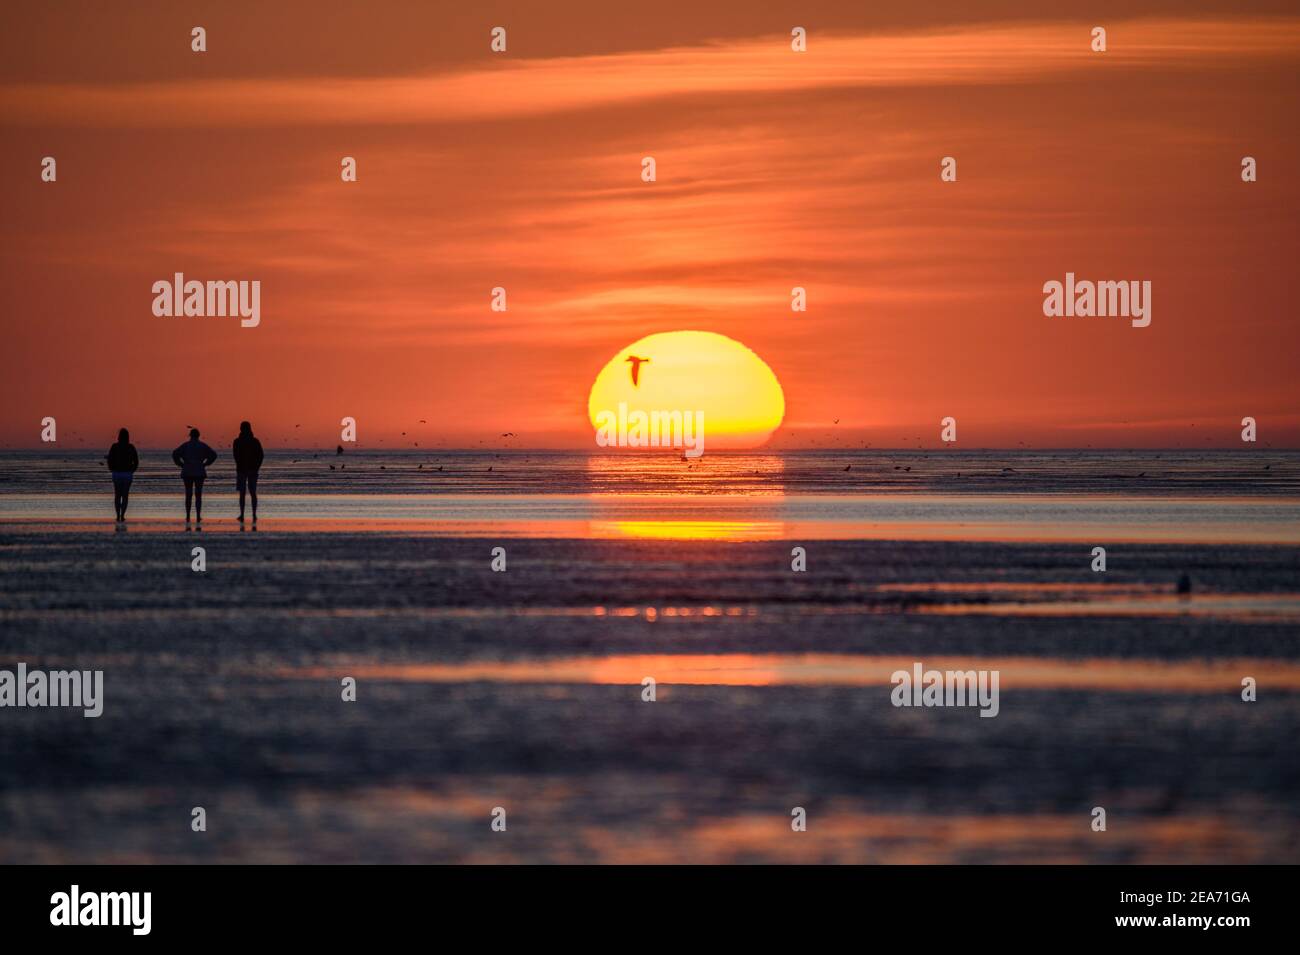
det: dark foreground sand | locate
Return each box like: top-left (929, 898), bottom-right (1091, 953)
top-left (1, 528), bottom-right (1297, 862)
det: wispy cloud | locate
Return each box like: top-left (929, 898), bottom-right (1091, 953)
top-left (5, 18), bottom-right (1299, 127)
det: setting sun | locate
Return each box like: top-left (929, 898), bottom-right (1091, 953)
top-left (587, 331), bottom-right (785, 451)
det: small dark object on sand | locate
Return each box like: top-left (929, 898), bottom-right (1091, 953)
top-left (843, 465), bottom-right (851, 471)
top-left (1177, 574), bottom-right (1192, 595)
top-left (336, 445), bottom-right (344, 455)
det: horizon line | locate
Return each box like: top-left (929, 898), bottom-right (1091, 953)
top-left (2, 446), bottom-right (1296, 454)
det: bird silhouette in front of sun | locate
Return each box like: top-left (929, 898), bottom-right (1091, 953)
top-left (625, 355), bottom-right (650, 386)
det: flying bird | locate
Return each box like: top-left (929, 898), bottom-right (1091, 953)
top-left (625, 355), bottom-right (650, 386)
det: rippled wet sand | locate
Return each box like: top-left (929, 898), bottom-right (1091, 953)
top-left (2, 527), bottom-right (1297, 863)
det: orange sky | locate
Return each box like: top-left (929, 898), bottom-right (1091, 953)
top-left (2, 1), bottom-right (1297, 449)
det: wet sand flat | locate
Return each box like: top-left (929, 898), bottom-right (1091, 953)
top-left (2, 522), bottom-right (1298, 863)
top-left (3, 450), bottom-right (1297, 863)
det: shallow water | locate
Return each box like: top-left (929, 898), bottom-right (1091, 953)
top-left (3, 491), bottom-right (1299, 544)
top-left (1, 451), bottom-right (1298, 863)
top-left (1, 448), bottom-right (1297, 496)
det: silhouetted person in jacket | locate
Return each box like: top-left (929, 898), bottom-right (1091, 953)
top-left (105, 428), bottom-right (139, 522)
top-left (172, 428), bottom-right (217, 524)
top-left (232, 421), bottom-right (264, 523)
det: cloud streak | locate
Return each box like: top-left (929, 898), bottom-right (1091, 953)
top-left (5, 18), bottom-right (1299, 128)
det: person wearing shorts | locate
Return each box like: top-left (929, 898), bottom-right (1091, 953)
top-left (172, 427), bottom-right (218, 524)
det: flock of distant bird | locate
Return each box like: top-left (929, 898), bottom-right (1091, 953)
top-left (34, 410), bottom-right (1280, 481)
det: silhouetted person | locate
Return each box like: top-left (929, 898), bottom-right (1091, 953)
top-left (105, 428), bottom-right (139, 522)
top-left (172, 427), bottom-right (217, 524)
top-left (232, 421), bottom-right (264, 523)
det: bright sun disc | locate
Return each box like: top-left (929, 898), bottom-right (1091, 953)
top-left (587, 330), bottom-right (785, 450)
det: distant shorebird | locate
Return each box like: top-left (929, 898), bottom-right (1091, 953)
top-left (625, 355), bottom-right (649, 386)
